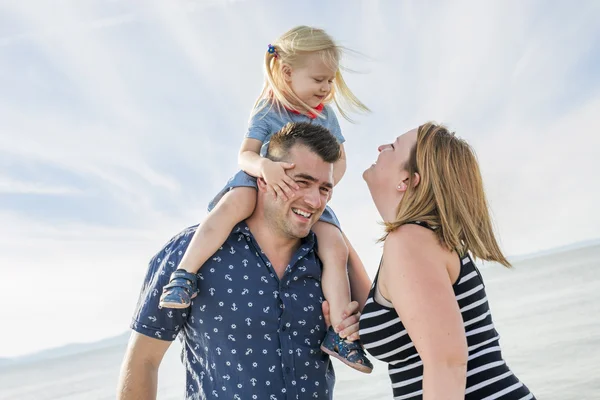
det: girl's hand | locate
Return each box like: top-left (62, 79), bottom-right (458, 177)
top-left (260, 160), bottom-right (299, 201)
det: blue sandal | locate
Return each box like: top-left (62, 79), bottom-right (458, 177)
top-left (320, 326), bottom-right (373, 374)
top-left (159, 270), bottom-right (198, 309)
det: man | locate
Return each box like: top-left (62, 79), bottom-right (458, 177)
top-left (117, 122), bottom-right (371, 400)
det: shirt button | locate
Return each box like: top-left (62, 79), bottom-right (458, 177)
top-left (282, 326), bottom-right (287, 331)
top-left (285, 367), bottom-right (291, 373)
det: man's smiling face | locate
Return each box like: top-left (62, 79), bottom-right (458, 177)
top-left (262, 143), bottom-right (334, 239)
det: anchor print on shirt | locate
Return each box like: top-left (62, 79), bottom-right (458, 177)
top-left (134, 223), bottom-right (332, 399)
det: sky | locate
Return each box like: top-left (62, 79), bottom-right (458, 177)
top-left (1, 0), bottom-right (599, 358)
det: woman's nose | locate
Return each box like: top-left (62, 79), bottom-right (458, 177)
top-left (378, 144), bottom-right (386, 152)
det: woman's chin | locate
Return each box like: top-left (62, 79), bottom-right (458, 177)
top-left (362, 169), bottom-right (369, 181)
top-left (362, 164), bottom-right (374, 181)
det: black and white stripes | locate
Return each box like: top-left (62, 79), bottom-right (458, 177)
top-left (359, 252), bottom-right (535, 399)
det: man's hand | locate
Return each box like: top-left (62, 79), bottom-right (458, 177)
top-left (322, 300), bottom-right (361, 342)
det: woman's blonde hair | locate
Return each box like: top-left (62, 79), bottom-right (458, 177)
top-left (254, 25), bottom-right (369, 121)
top-left (384, 122), bottom-right (511, 268)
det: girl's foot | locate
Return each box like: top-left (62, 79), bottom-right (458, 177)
top-left (159, 270), bottom-right (198, 309)
top-left (320, 326), bottom-right (374, 373)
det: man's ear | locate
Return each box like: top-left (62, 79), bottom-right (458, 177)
top-left (281, 63), bottom-right (293, 82)
top-left (257, 177), bottom-right (269, 192)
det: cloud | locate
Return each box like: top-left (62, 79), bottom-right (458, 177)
top-left (334, 0), bottom-right (600, 259)
top-left (0, 178), bottom-right (83, 195)
top-left (0, 11), bottom-right (137, 48)
top-left (0, 0), bottom-right (598, 357)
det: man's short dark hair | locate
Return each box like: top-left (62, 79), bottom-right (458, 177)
top-left (266, 122), bottom-right (341, 163)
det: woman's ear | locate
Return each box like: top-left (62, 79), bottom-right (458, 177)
top-left (397, 172), bottom-right (420, 192)
top-left (412, 172), bottom-right (421, 188)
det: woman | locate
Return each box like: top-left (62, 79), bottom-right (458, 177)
top-left (359, 123), bottom-right (535, 399)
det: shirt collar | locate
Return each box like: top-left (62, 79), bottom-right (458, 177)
top-left (233, 221), bottom-right (316, 249)
top-left (285, 103), bottom-right (324, 119)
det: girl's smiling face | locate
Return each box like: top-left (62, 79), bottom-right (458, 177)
top-left (283, 52), bottom-right (336, 109)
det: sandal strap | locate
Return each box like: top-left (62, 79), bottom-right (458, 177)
top-left (162, 270), bottom-right (198, 293)
top-left (336, 338), bottom-right (361, 358)
top-left (345, 346), bottom-right (373, 369)
top-left (170, 269), bottom-right (198, 281)
top-left (334, 337), bottom-right (374, 369)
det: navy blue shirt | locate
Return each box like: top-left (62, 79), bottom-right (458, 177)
top-left (131, 222), bottom-right (335, 400)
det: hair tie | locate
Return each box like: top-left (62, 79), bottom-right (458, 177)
top-left (267, 44), bottom-right (279, 58)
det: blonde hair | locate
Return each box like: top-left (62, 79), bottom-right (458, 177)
top-left (254, 25), bottom-right (369, 122)
top-left (384, 122), bottom-right (511, 268)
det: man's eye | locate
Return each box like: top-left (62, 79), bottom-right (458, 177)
top-left (314, 79), bottom-right (323, 83)
top-left (296, 181), bottom-right (308, 187)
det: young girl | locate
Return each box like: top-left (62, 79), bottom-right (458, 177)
top-left (160, 25), bottom-right (373, 373)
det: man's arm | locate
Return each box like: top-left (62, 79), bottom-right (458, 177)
top-left (119, 228), bottom-right (194, 399)
top-left (117, 332), bottom-right (172, 400)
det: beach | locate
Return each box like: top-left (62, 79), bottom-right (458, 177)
top-left (1, 244), bottom-right (599, 399)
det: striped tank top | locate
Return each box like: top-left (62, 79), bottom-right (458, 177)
top-left (359, 222), bottom-right (535, 399)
